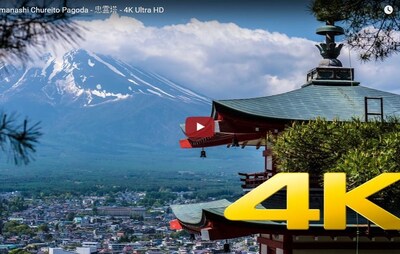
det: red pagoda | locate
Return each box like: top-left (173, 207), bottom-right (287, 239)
top-left (171, 19), bottom-right (400, 254)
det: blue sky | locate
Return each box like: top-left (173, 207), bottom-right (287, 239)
top-left (73, 0), bottom-right (322, 39)
top-left (49, 0), bottom-right (400, 99)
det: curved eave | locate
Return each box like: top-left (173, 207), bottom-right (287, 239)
top-left (171, 200), bottom-right (399, 240)
top-left (171, 199), bottom-right (231, 227)
top-left (180, 132), bottom-right (266, 148)
top-left (213, 100), bottom-right (294, 123)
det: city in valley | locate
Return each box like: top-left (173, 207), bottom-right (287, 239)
top-left (0, 191), bottom-right (258, 254)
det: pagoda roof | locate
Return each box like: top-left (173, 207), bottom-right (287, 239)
top-left (171, 199), bottom-right (231, 226)
top-left (180, 83), bottom-right (400, 148)
top-left (213, 84), bottom-right (400, 122)
top-left (171, 198), bottom-right (400, 240)
top-left (171, 199), bottom-right (293, 228)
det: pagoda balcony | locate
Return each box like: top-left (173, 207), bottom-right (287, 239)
top-left (239, 171), bottom-right (321, 190)
top-left (238, 171), bottom-right (272, 190)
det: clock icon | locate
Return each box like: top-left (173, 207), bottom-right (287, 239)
top-left (384, 5), bottom-right (394, 15)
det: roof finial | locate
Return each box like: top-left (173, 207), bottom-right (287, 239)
top-left (315, 20), bottom-right (344, 67)
top-left (304, 8), bottom-right (358, 86)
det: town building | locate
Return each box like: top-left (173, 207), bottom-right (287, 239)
top-left (49, 247), bottom-right (93, 254)
top-left (97, 207), bottom-right (146, 217)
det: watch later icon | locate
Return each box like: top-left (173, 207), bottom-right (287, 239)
top-left (384, 5), bottom-right (394, 15)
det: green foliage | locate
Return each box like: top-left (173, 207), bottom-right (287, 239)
top-left (37, 224), bottom-right (49, 233)
top-left (7, 196), bottom-right (27, 212)
top-left (66, 212), bottom-right (75, 221)
top-left (311, 0), bottom-right (400, 61)
top-left (104, 194), bottom-right (116, 205)
top-left (2, 221), bottom-right (34, 237)
top-left (273, 118), bottom-right (356, 175)
top-left (8, 249), bottom-right (30, 254)
top-left (139, 191), bottom-right (177, 207)
top-left (310, 0), bottom-right (348, 21)
top-left (0, 0), bottom-right (82, 65)
top-left (331, 128), bottom-right (400, 206)
top-left (0, 196), bottom-right (27, 217)
top-left (131, 214), bottom-right (144, 221)
top-left (0, 114), bottom-right (41, 165)
top-left (170, 230), bottom-right (190, 239)
top-left (0, 167), bottom-right (241, 201)
top-left (92, 206), bottom-right (98, 215)
top-left (0, 167), bottom-right (242, 203)
top-left (273, 117), bottom-right (400, 201)
top-left (118, 235), bottom-right (131, 243)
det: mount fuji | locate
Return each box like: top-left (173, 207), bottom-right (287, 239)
top-left (0, 49), bottom-right (207, 168)
top-left (0, 49), bottom-right (209, 108)
top-left (0, 49), bottom-right (262, 172)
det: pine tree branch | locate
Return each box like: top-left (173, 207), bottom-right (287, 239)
top-left (0, 0), bottom-right (84, 65)
top-left (0, 113), bottom-right (42, 165)
top-left (311, 0), bottom-right (400, 61)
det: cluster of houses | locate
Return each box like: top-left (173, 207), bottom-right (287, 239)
top-left (0, 192), bottom-right (257, 254)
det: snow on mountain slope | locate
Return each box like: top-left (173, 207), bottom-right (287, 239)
top-left (0, 50), bottom-right (263, 171)
top-left (0, 49), bottom-right (210, 107)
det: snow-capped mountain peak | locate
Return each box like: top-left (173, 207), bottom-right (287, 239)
top-left (0, 49), bottom-right (210, 107)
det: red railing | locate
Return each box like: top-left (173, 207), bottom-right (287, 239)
top-left (239, 171), bottom-right (321, 189)
top-left (238, 171), bottom-right (273, 189)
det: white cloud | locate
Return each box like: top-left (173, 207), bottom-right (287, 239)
top-left (336, 40), bottom-right (400, 94)
top-left (53, 15), bottom-right (400, 99)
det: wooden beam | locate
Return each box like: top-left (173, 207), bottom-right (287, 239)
top-left (283, 234), bottom-right (293, 254)
top-left (257, 236), bottom-right (283, 249)
top-left (292, 241), bottom-right (400, 250)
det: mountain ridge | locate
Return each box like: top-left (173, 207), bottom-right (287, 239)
top-left (0, 49), bottom-right (262, 172)
top-left (0, 49), bottom-right (210, 108)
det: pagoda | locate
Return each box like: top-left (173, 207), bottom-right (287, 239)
top-left (171, 18), bottom-right (400, 254)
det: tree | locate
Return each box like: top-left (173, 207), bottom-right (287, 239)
top-left (8, 249), bottom-right (30, 254)
top-left (272, 117), bottom-right (400, 205)
top-left (66, 211), bottom-right (75, 221)
top-left (0, 0), bottom-right (82, 65)
top-left (8, 196), bottom-right (27, 212)
top-left (170, 229), bottom-right (189, 239)
top-left (118, 235), bottom-right (131, 243)
top-left (311, 0), bottom-right (400, 61)
top-left (2, 220), bottom-right (34, 237)
top-left (92, 206), bottom-right (98, 215)
top-left (0, 114), bottom-right (41, 165)
top-left (38, 223), bottom-right (49, 233)
top-left (272, 118), bottom-right (358, 176)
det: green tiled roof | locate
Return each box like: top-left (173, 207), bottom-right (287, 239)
top-left (171, 198), bottom-right (392, 228)
top-left (214, 85), bottom-right (400, 121)
top-left (171, 199), bottom-right (311, 227)
top-left (171, 199), bottom-right (231, 225)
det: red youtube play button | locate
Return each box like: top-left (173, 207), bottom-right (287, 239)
top-left (185, 117), bottom-right (215, 138)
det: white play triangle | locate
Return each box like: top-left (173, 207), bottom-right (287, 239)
top-left (196, 122), bottom-right (205, 131)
